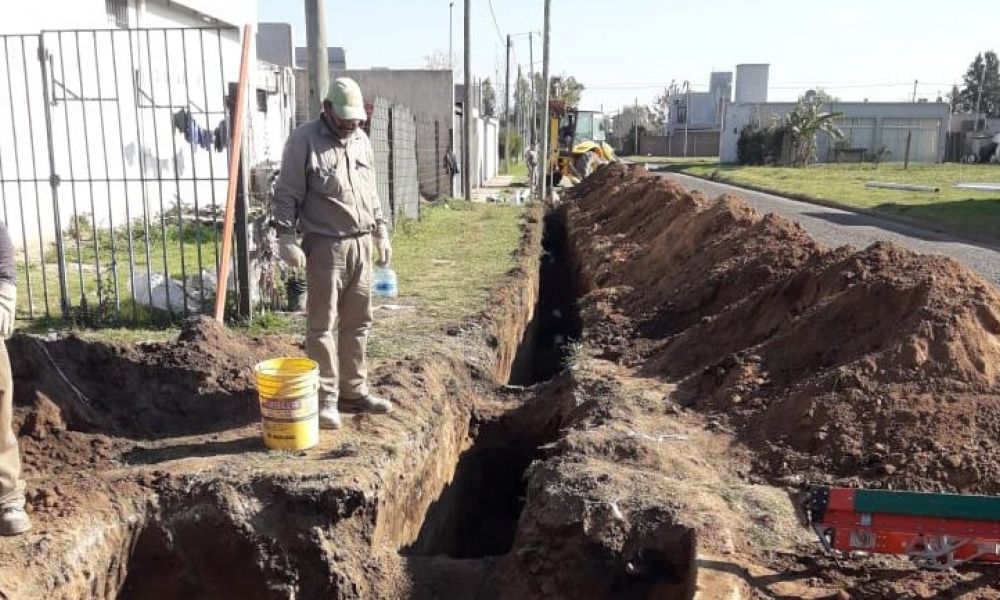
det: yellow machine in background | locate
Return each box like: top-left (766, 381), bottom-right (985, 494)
top-left (547, 99), bottom-right (616, 187)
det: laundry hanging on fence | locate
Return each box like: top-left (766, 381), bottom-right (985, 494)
top-left (213, 119), bottom-right (229, 152)
top-left (173, 108), bottom-right (226, 152)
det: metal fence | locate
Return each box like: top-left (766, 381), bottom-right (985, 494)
top-left (367, 97), bottom-right (451, 226)
top-left (0, 28), bottom-right (452, 325)
top-left (369, 97), bottom-right (393, 223)
top-left (0, 28), bottom-right (243, 324)
top-left (390, 104), bottom-right (419, 222)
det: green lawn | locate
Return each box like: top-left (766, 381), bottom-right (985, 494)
top-left (15, 219), bottom-right (219, 324)
top-left (501, 160), bottom-right (528, 178)
top-left (670, 162), bottom-right (1000, 243)
top-left (368, 199), bottom-right (526, 359)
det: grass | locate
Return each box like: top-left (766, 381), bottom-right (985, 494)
top-left (369, 198), bottom-right (526, 360)
top-left (19, 200), bottom-right (529, 359)
top-left (667, 161), bottom-right (1000, 243)
top-left (15, 218), bottom-right (220, 323)
top-left (501, 160), bottom-right (529, 178)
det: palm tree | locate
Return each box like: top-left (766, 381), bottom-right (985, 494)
top-left (786, 97), bottom-right (844, 166)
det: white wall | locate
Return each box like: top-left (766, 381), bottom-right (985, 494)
top-left (735, 64), bottom-right (769, 103)
top-left (0, 0), bottom-right (275, 319)
top-left (3, 0), bottom-right (126, 33)
top-left (720, 101), bottom-right (950, 163)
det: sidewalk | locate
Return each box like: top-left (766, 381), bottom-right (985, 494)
top-left (471, 175), bottom-right (530, 204)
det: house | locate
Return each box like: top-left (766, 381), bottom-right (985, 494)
top-left (0, 0), bottom-right (295, 255)
top-left (665, 71), bottom-right (732, 133)
top-left (946, 115), bottom-right (1000, 162)
top-left (720, 64), bottom-right (950, 163)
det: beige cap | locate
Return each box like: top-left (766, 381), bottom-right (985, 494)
top-left (326, 77), bottom-right (366, 121)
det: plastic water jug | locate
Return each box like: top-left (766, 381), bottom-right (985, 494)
top-left (373, 266), bottom-right (398, 298)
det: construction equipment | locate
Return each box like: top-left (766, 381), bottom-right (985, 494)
top-left (804, 486), bottom-right (1000, 570)
top-left (546, 98), bottom-right (616, 187)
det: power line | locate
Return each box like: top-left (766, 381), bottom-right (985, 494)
top-left (487, 0), bottom-right (505, 45)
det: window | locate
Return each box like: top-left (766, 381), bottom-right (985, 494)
top-left (106, 0), bottom-right (129, 28)
top-left (257, 89), bottom-right (268, 114)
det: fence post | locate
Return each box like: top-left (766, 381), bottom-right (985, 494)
top-left (434, 120), bottom-right (441, 200)
top-left (37, 37), bottom-right (70, 318)
top-left (234, 150), bottom-right (251, 318)
top-left (387, 105), bottom-right (395, 225)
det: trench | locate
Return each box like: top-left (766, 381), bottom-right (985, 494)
top-left (101, 210), bottom-right (583, 598)
top-left (509, 211), bottom-right (583, 385)
top-left (402, 210), bottom-right (581, 561)
top-left (31, 206), bottom-right (695, 598)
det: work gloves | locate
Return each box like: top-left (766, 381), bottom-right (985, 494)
top-left (279, 233), bottom-right (306, 270)
top-left (0, 282), bottom-right (15, 339)
top-left (375, 224), bottom-right (392, 266)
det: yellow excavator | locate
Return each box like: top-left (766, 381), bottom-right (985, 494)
top-left (546, 99), bottom-right (616, 187)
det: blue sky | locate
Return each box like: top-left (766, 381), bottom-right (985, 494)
top-left (258, 0), bottom-right (1000, 112)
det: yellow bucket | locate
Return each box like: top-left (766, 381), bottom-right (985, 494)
top-left (254, 357), bottom-right (320, 451)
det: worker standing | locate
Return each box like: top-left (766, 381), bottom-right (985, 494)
top-left (273, 78), bottom-right (393, 429)
top-left (525, 145), bottom-right (538, 193)
top-left (0, 223), bottom-right (28, 535)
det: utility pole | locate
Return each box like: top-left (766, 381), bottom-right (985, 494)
top-left (540, 0), bottom-right (551, 201)
top-left (304, 0), bottom-right (328, 113)
top-left (975, 60), bottom-right (986, 132)
top-left (449, 1), bottom-right (456, 196)
top-left (505, 34), bottom-right (512, 175)
top-left (634, 97), bottom-right (639, 155)
top-left (517, 63), bottom-right (524, 153)
top-left (463, 0), bottom-right (472, 200)
top-left (683, 80), bottom-right (691, 158)
top-left (912, 79), bottom-right (918, 102)
top-left (529, 32), bottom-right (535, 148)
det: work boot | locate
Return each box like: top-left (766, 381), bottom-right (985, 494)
top-left (318, 394), bottom-right (341, 430)
top-left (340, 394), bottom-right (393, 414)
top-left (0, 498), bottom-right (31, 536)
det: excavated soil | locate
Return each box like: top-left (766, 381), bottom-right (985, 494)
top-left (565, 163), bottom-right (1000, 496)
top-left (6, 165), bottom-right (1000, 600)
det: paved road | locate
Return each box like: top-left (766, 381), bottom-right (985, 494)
top-left (658, 171), bottom-right (1000, 287)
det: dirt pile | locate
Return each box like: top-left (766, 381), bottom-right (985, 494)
top-left (565, 163), bottom-right (1000, 493)
top-left (10, 317), bottom-right (299, 476)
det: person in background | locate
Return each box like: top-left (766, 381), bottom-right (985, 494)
top-left (525, 145), bottom-right (539, 193)
top-left (0, 223), bottom-right (28, 535)
top-left (272, 77), bottom-right (393, 430)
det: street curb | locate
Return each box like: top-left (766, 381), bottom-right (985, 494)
top-left (659, 169), bottom-right (1000, 253)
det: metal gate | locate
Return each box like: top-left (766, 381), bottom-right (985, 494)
top-left (0, 27), bottom-right (241, 324)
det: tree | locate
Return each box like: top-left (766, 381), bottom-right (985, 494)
top-left (612, 104), bottom-right (656, 153)
top-left (481, 78), bottom-right (497, 118)
top-left (787, 95), bottom-right (843, 166)
top-left (422, 49), bottom-right (452, 70)
top-left (955, 51), bottom-right (1000, 117)
top-left (948, 84), bottom-right (962, 113)
top-left (810, 88), bottom-right (840, 104)
top-left (550, 75), bottom-right (585, 108)
top-left (651, 88), bottom-right (669, 130)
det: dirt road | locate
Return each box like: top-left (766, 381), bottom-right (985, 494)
top-left (658, 171), bottom-right (1000, 287)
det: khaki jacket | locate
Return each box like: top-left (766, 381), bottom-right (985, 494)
top-left (273, 117), bottom-right (387, 239)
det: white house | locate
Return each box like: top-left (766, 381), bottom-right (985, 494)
top-left (719, 64), bottom-right (950, 163)
top-left (0, 0), bottom-right (293, 256)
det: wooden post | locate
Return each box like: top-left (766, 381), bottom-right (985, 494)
top-left (904, 130), bottom-right (912, 170)
top-left (213, 25), bottom-right (253, 322)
